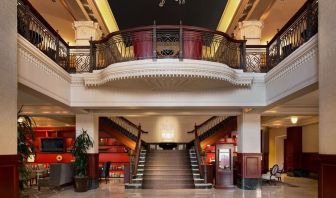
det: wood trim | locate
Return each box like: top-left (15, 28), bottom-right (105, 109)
top-left (200, 117), bottom-right (237, 149)
top-left (237, 153), bottom-right (262, 179)
top-left (99, 118), bottom-right (136, 150)
top-left (319, 154), bottom-right (336, 198)
top-left (87, 153), bottom-right (99, 178)
top-left (0, 155), bottom-right (19, 198)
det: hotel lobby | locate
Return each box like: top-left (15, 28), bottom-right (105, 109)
top-left (0, 0), bottom-right (335, 197)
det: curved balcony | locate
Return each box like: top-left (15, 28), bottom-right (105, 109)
top-left (17, 0), bottom-right (318, 74)
top-left (89, 25), bottom-right (246, 72)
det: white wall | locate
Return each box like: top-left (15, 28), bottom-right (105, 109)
top-left (302, 124), bottom-right (319, 153)
top-left (269, 127), bottom-right (286, 168)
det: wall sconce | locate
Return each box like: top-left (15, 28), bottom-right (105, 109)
top-left (290, 116), bottom-right (298, 124)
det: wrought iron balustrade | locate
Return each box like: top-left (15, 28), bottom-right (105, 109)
top-left (90, 25), bottom-right (246, 70)
top-left (17, 0), bottom-right (90, 73)
top-left (264, 0), bottom-right (318, 71)
top-left (17, 0), bottom-right (318, 74)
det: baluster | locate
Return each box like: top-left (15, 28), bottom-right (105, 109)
top-left (152, 20), bottom-right (157, 61)
top-left (66, 42), bottom-right (70, 72)
top-left (179, 20), bottom-right (183, 61)
top-left (55, 30), bottom-right (60, 64)
top-left (276, 29), bottom-right (281, 63)
top-left (89, 37), bottom-right (96, 72)
top-left (240, 39), bottom-right (247, 70)
top-left (306, 0), bottom-right (313, 41)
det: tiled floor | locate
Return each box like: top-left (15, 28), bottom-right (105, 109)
top-left (26, 176), bottom-right (317, 198)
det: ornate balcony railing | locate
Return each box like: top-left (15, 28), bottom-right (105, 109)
top-left (17, 0), bottom-right (317, 74)
top-left (90, 24), bottom-right (246, 71)
top-left (17, 0), bottom-right (90, 73)
top-left (247, 0), bottom-right (318, 72)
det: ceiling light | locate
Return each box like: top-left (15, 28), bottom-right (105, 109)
top-left (159, 0), bottom-right (186, 7)
top-left (290, 116), bottom-right (298, 124)
top-left (17, 117), bottom-right (25, 123)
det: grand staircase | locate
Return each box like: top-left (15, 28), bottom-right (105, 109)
top-left (142, 150), bottom-right (195, 189)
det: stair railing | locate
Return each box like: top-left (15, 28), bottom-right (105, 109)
top-left (133, 125), bottom-right (143, 178)
top-left (193, 125), bottom-right (204, 180)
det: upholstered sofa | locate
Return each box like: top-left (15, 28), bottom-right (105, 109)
top-left (38, 163), bottom-right (73, 191)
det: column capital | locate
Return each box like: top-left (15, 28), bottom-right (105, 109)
top-left (236, 20), bottom-right (264, 45)
top-left (73, 21), bottom-right (102, 46)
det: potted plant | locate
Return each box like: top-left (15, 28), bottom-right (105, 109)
top-left (17, 108), bottom-right (35, 195)
top-left (71, 129), bottom-right (93, 192)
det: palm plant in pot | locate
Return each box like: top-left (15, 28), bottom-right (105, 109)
top-left (17, 108), bottom-right (35, 194)
top-left (71, 129), bottom-right (93, 192)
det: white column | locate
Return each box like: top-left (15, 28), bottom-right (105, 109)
top-left (0, 0), bottom-right (17, 155)
top-left (319, 0), bottom-right (336, 155)
top-left (76, 113), bottom-right (99, 153)
top-left (73, 21), bottom-right (102, 46)
top-left (236, 20), bottom-right (263, 45)
top-left (237, 112), bottom-right (261, 153)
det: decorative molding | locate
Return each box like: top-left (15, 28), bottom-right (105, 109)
top-left (75, 59), bottom-right (260, 87)
top-left (17, 35), bottom-right (71, 83)
top-left (265, 35), bottom-right (318, 85)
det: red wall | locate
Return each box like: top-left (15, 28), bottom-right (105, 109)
top-left (99, 153), bottom-right (129, 163)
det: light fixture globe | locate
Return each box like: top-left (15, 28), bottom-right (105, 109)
top-left (290, 116), bottom-right (298, 124)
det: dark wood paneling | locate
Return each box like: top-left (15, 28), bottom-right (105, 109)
top-left (201, 164), bottom-right (215, 184)
top-left (87, 153), bottom-right (99, 178)
top-left (0, 155), bottom-right (19, 198)
top-left (301, 152), bottom-right (319, 173)
top-left (200, 117), bottom-right (237, 149)
top-left (286, 127), bottom-right (302, 171)
top-left (237, 153), bottom-right (262, 178)
top-left (215, 144), bottom-right (234, 189)
top-left (99, 118), bottom-right (136, 150)
top-left (319, 154), bottom-right (336, 198)
top-left (261, 129), bottom-right (269, 173)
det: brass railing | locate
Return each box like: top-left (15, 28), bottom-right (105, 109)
top-left (17, 0), bottom-right (318, 74)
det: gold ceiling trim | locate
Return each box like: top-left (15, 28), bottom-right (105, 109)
top-left (93, 0), bottom-right (119, 33)
top-left (217, 0), bottom-right (242, 33)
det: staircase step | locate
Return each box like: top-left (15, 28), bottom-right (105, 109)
top-left (125, 183), bottom-right (142, 189)
top-left (194, 183), bottom-right (213, 189)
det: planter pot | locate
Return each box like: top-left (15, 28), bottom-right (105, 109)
top-left (74, 176), bottom-right (89, 192)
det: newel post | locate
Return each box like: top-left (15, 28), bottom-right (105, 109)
top-left (153, 20), bottom-right (157, 61)
top-left (179, 20), bottom-right (184, 61)
top-left (89, 37), bottom-right (96, 72)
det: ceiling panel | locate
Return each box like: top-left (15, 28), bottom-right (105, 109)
top-left (107, 0), bottom-right (228, 30)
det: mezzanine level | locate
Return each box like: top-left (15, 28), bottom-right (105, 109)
top-left (17, 0), bottom-right (317, 74)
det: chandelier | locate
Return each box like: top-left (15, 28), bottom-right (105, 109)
top-left (159, 0), bottom-right (186, 7)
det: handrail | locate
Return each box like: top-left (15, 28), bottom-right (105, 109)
top-left (244, 0), bottom-right (318, 73)
top-left (90, 24), bottom-right (246, 71)
top-left (17, 0), bottom-right (317, 74)
top-left (93, 25), bottom-right (245, 45)
top-left (119, 117), bottom-right (148, 134)
top-left (133, 125), bottom-right (142, 177)
top-left (193, 127), bottom-right (204, 180)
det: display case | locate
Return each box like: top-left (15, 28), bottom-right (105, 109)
top-left (215, 143), bottom-right (234, 189)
